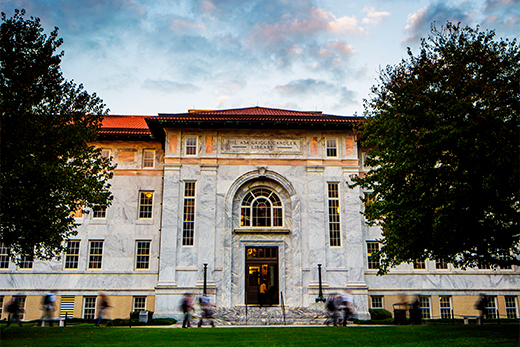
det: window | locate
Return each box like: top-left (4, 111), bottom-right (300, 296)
top-left (439, 296), bottom-right (452, 319)
top-left (371, 296), bottom-right (383, 309)
top-left (65, 241), bottom-right (80, 269)
top-left (100, 149), bottom-right (111, 159)
top-left (139, 191), bottom-right (154, 219)
top-left (240, 188), bottom-right (283, 227)
top-left (182, 182), bottom-right (196, 246)
top-left (83, 296), bottom-right (97, 319)
top-left (186, 136), bottom-right (197, 155)
top-left (485, 296), bottom-right (497, 319)
top-left (414, 260), bottom-right (426, 269)
top-left (133, 296), bottom-right (146, 312)
top-left (136, 241), bottom-right (151, 269)
top-left (0, 243), bottom-right (9, 269)
top-left (505, 296), bottom-right (518, 319)
top-left (0, 296), bottom-right (3, 316)
top-left (436, 259), bottom-right (448, 269)
top-left (13, 296), bottom-right (26, 320)
top-left (419, 296), bottom-right (431, 319)
top-left (92, 205), bottom-right (106, 219)
top-left (19, 255), bottom-right (33, 269)
top-left (59, 295), bottom-right (75, 319)
top-left (326, 138), bottom-right (337, 157)
top-left (143, 150), bottom-right (155, 168)
top-left (88, 241), bottom-right (103, 269)
top-left (367, 242), bottom-right (380, 269)
top-left (328, 183), bottom-right (341, 246)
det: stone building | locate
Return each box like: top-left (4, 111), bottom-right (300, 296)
top-left (1, 107), bottom-right (518, 323)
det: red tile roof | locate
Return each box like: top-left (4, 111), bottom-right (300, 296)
top-left (99, 115), bottom-right (153, 136)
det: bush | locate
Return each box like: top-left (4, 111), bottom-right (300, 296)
top-left (369, 309), bottom-right (393, 320)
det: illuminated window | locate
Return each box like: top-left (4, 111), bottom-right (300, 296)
top-left (328, 183), bottom-right (340, 246)
top-left (0, 243), bottom-right (9, 269)
top-left (326, 139), bottom-right (337, 157)
top-left (240, 188), bottom-right (283, 227)
top-left (367, 242), bottom-right (380, 269)
top-left (143, 150), bottom-right (155, 168)
top-left (136, 241), bottom-right (150, 269)
top-left (88, 241), bottom-right (103, 269)
top-left (439, 296), bottom-right (452, 319)
top-left (139, 191), bottom-right (154, 219)
top-left (182, 182), bottom-right (196, 246)
top-left (65, 241), bottom-right (80, 269)
top-left (186, 137), bottom-right (197, 155)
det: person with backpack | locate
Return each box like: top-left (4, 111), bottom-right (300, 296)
top-left (41, 291), bottom-right (57, 326)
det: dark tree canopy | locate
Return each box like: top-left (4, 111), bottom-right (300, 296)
top-left (351, 22), bottom-right (519, 274)
top-left (0, 9), bottom-right (115, 262)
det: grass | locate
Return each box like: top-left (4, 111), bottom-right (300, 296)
top-left (1, 323), bottom-right (518, 347)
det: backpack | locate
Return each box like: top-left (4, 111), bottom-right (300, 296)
top-left (327, 298), bottom-right (336, 312)
top-left (43, 294), bottom-right (51, 305)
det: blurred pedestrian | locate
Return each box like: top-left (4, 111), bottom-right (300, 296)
top-left (181, 293), bottom-right (194, 328)
top-left (41, 291), bottom-right (57, 326)
top-left (474, 294), bottom-right (487, 325)
top-left (340, 291), bottom-right (354, 326)
top-left (259, 282), bottom-right (267, 307)
top-left (197, 294), bottom-right (216, 328)
top-left (6, 297), bottom-right (23, 327)
top-left (409, 295), bottom-right (422, 325)
top-left (325, 293), bottom-right (340, 326)
top-left (95, 293), bottom-right (110, 326)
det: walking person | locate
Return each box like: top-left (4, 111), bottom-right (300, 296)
top-left (325, 294), bottom-right (340, 326)
top-left (259, 282), bottom-right (267, 307)
top-left (6, 297), bottom-right (23, 327)
top-left (474, 294), bottom-right (487, 325)
top-left (197, 294), bottom-right (216, 328)
top-left (181, 293), bottom-right (194, 328)
top-left (41, 291), bottom-right (57, 326)
top-left (340, 291), bottom-right (354, 326)
top-left (95, 293), bottom-right (110, 326)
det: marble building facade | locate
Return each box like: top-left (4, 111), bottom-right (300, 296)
top-left (0, 107), bottom-right (518, 322)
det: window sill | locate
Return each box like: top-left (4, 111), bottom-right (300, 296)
top-left (234, 228), bottom-right (290, 234)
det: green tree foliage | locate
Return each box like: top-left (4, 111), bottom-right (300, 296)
top-left (0, 9), bottom-right (115, 262)
top-left (351, 22), bottom-right (519, 274)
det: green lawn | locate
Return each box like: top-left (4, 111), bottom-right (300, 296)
top-left (1, 324), bottom-right (518, 347)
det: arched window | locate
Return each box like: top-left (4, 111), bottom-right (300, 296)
top-left (241, 188), bottom-right (283, 227)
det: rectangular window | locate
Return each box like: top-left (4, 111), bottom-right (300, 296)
top-left (83, 296), bottom-right (97, 319)
top-left (326, 139), bottom-right (337, 157)
top-left (133, 296), bottom-right (146, 312)
top-left (88, 241), bottom-right (103, 269)
top-left (182, 182), bottom-right (196, 246)
top-left (14, 296), bottom-right (26, 320)
top-left (139, 191), bottom-right (154, 219)
top-left (136, 241), bottom-right (151, 269)
top-left (100, 149), bottom-right (111, 159)
top-left (143, 150), bottom-right (155, 168)
top-left (505, 296), bottom-right (518, 319)
top-left (92, 205), bottom-right (106, 219)
top-left (371, 296), bottom-right (383, 309)
top-left (327, 183), bottom-right (341, 246)
top-left (367, 242), bottom-right (380, 269)
top-left (436, 259), bottom-right (448, 269)
top-left (439, 296), bottom-right (452, 319)
top-left (65, 241), bottom-right (80, 269)
top-left (419, 296), bottom-right (431, 319)
top-left (186, 136), bottom-right (197, 155)
top-left (19, 255), bottom-right (33, 269)
top-left (414, 260), bottom-right (426, 269)
top-left (0, 243), bottom-right (9, 269)
top-left (59, 295), bottom-right (75, 319)
top-left (485, 296), bottom-right (497, 319)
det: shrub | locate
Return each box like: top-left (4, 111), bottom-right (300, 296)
top-left (369, 308), bottom-right (393, 320)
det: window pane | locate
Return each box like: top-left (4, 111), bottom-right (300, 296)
top-left (186, 137), bottom-right (197, 155)
top-left (89, 241), bottom-right (103, 269)
top-left (252, 198), bottom-right (271, 227)
top-left (419, 296), bottom-right (431, 319)
top-left (83, 296), bottom-right (96, 319)
top-left (371, 296), bottom-right (383, 308)
top-left (505, 296), bottom-right (518, 319)
top-left (136, 241), bottom-right (150, 269)
top-left (92, 205), bottom-right (106, 219)
top-left (19, 255), bottom-right (33, 269)
top-left (143, 150), bottom-right (154, 168)
top-left (328, 183), bottom-right (340, 246)
top-left (139, 191), bottom-right (154, 219)
top-left (65, 241), bottom-right (80, 269)
top-left (182, 182), bottom-right (196, 246)
top-left (367, 242), bottom-right (380, 269)
top-left (439, 296), bottom-right (452, 319)
top-left (326, 139), bottom-right (337, 157)
top-left (133, 296), bottom-right (146, 312)
top-left (0, 243), bottom-right (9, 269)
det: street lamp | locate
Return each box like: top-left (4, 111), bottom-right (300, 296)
top-left (316, 264), bottom-right (326, 303)
top-left (203, 263), bottom-right (208, 295)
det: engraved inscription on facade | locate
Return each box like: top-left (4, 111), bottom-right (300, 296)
top-left (221, 137), bottom-right (302, 154)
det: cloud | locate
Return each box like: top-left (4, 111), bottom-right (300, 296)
top-left (273, 78), bottom-right (357, 107)
top-left (141, 79), bottom-right (200, 93)
top-left (481, 0), bottom-right (520, 33)
top-left (362, 6), bottom-right (390, 26)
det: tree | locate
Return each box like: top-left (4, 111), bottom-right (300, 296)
top-left (0, 9), bottom-right (115, 262)
top-left (351, 22), bottom-right (519, 274)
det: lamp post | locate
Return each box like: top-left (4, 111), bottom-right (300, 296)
top-left (316, 264), bottom-right (326, 303)
top-left (203, 263), bottom-right (208, 295)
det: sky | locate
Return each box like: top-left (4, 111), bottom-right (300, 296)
top-left (2, 0), bottom-right (519, 116)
